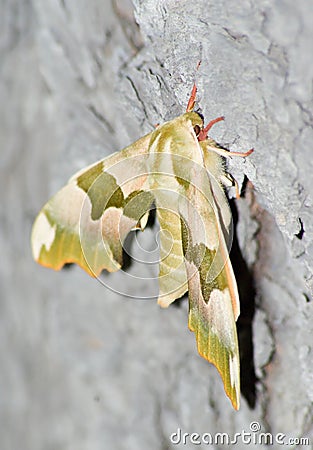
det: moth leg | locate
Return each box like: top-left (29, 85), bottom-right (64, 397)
top-left (221, 173), bottom-right (241, 199)
top-left (205, 145), bottom-right (254, 159)
top-left (198, 116), bottom-right (254, 159)
top-left (226, 148), bottom-right (254, 157)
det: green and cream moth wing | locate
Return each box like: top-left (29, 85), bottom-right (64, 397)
top-left (31, 133), bottom-right (154, 276)
top-left (179, 145), bottom-right (240, 409)
top-left (31, 79), bottom-right (253, 410)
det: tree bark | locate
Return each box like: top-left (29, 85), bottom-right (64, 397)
top-left (1, 0), bottom-right (312, 448)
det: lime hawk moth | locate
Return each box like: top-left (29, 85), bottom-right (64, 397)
top-left (31, 73), bottom-right (253, 410)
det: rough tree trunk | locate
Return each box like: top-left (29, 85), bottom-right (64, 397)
top-left (1, 0), bottom-right (312, 449)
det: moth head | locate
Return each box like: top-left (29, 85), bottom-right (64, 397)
top-left (184, 111), bottom-right (205, 138)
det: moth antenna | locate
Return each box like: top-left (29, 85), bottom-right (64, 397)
top-left (186, 61), bottom-right (201, 112)
top-left (198, 116), bottom-right (224, 141)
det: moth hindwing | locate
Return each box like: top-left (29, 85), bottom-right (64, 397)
top-left (31, 77), bottom-right (253, 410)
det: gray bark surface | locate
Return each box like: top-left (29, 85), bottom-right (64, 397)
top-left (1, 0), bottom-right (313, 449)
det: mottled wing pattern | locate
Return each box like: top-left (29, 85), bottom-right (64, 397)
top-left (31, 134), bottom-right (154, 276)
top-left (179, 152), bottom-right (240, 410)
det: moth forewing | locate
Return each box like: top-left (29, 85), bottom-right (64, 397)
top-left (201, 140), bottom-right (240, 319)
top-left (31, 134), bottom-right (154, 276)
top-left (185, 261), bottom-right (240, 410)
top-left (179, 158), bottom-right (240, 410)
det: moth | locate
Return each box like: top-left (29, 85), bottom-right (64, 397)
top-left (31, 74), bottom-right (253, 410)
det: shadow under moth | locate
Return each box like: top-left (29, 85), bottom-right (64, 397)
top-left (31, 73), bottom-right (253, 410)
